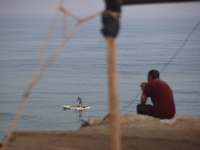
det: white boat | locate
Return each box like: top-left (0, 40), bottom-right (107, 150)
top-left (62, 105), bottom-right (91, 110)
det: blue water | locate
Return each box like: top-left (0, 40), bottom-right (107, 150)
top-left (0, 14), bottom-right (200, 142)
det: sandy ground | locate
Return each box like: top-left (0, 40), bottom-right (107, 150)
top-left (1, 114), bottom-right (200, 150)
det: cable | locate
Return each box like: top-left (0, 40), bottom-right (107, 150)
top-left (160, 20), bottom-right (200, 73)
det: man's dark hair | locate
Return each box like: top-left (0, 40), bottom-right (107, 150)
top-left (148, 70), bottom-right (160, 79)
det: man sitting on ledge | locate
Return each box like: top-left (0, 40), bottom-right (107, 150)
top-left (137, 69), bottom-right (176, 119)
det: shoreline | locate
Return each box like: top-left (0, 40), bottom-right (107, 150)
top-left (1, 114), bottom-right (200, 150)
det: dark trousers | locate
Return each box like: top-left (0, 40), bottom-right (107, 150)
top-left (136, 104), bottom-right (152, 116)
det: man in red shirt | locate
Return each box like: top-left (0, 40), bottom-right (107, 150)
top-left (137, 70), bottom-right (175, 119)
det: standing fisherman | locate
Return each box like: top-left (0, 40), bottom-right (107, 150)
top-left (76, 96), bottom-right (83, 108)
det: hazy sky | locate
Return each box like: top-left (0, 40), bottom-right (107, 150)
top-left (0, 0), bottom-right (200, 17)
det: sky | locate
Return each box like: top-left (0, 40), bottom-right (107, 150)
top-left (0, 0), bottom-right (200, 18)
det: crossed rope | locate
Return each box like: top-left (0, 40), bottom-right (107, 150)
top-left (2, 1), bottom-right (102, 149)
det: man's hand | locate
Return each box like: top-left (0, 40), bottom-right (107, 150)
top-left (140, 82), bottom-right (146, 91)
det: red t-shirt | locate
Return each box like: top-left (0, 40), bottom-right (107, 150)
top-left (144, 79), bottom-right (175, 119)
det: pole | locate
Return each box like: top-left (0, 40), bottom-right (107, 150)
top-left (106, 35), bottom-right (121, 150)
top-left (101, 1), bottom-right (121, 149)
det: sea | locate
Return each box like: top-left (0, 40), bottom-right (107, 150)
top-left (0, 14), bottom-right (200, 142)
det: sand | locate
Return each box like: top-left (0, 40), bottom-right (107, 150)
top-left (1, 114), bottom-right (200, 150)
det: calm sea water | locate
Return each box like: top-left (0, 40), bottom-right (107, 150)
top-left (0, 14), bottom-right (200, 142)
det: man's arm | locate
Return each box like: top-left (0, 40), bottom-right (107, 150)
top-left (140, 82), bottom-right (147, 104)
top-left (141, 93), bottom-right (147, 104)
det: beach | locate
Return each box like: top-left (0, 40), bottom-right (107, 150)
top-left (2, 114), bottom-right (200, 150)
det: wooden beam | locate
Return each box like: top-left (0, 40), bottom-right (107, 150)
top-left (101, 1), bottom-right (121, 150)
top-left (122, 0), bottom-right (200, 5)
top-left (106, 35), bottom-right (121, 150)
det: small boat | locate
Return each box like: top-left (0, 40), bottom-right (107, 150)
top-left (62, 105), bottom-right (91, 110)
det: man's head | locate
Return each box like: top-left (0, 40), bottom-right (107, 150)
top-left (148, 69), bottom-right (160, 81)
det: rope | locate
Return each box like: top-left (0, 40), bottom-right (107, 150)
top-left (160, 20), bottom-right (200, 73)
top-left (2, 1), bottom-right (102, 149)
top-left (62, 13), bottom-right (68, 38)
top-left (1, 1), bottom-right (64, 149)
top-left (120, 92), bottom-right (141, 112)
top-left (120, 20), bottom-right (200, 112)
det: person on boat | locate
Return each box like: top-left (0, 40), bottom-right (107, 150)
top-left (76, 96), bottom-right (83, 108)
top-left (137, 69), bottom-right (176, 119)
